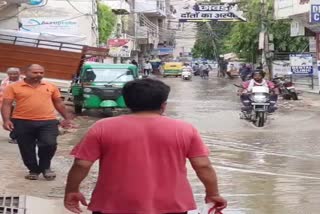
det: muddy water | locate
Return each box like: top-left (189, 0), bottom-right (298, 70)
top-left (164, 76), bottom-right (320, 214)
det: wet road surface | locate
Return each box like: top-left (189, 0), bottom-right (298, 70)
top-left (163, 75), bottom-right (320, 214)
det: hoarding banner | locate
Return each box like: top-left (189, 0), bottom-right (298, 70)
top-left (20, 17), bottom-right (79, 35)
top-left (178, 1), bottom-right (246, 22)
top-left (107, 39), bottom-right (133, 58)
top-left (290, 54), bottom-right (314, 74)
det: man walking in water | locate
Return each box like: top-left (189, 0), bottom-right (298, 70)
top-left (64, 78), bottom-right (227, 214)
top-left (1, 64), bottom-right (72, 180)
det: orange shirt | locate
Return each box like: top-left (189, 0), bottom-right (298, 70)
top-left (3, 81), bottom-right (61, 120)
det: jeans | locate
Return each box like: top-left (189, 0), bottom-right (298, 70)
top-left (12, 119), bottom-right (59, 174)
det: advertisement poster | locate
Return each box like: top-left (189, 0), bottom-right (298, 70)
top-left (290, 54), bottom-right (314, 74)
top-left (178, 1), bottom-right (246, 22)
top-left (107, 39), bottom-right (133, 58)
top-left (20, 17), bottom-right (79, 35)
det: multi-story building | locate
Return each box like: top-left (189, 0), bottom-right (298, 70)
top-left (135, 0), bottom-right (175, 62)
top-left (169, 0), bottom-right (196, 59)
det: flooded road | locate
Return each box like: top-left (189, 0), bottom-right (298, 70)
top-left (163, 76), bottom-right (320, 214)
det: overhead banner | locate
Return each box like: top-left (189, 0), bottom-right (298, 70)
top-left (107, 39), bottom-right (133, 58)
top-left (178, 1), bottom-right (246, 22)
top-left (290, 54), bottom-right (314, 75)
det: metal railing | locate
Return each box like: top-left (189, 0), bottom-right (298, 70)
top-left (0, 33), bottom-right (84, 53)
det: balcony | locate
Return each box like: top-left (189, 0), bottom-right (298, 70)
top-left (136, 25), bottom-right (159, 45)
top-left (135, 0), bottom-right (166, 17)
top-left (101, 0), bottom-right (130, 15)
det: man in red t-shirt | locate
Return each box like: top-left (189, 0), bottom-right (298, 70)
top-left (64, 78), bottom-right (227, 214)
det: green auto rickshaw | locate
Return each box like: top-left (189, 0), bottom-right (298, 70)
top-left (71, 63), bottom-right (139, 116)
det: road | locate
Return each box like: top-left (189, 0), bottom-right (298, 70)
top-left (0, 75), bottom-right (320, 214)
top-left (164, 75), bottom-right (320, 214)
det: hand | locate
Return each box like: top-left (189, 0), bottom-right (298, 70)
top-left (3, 120), bottom-right (14, 131)
top-left (64, 192), bottom-right (88, 213)
top-left (205, 195), bottom-right (227, 213)
top-left (60, 119), bottom-right (77, 129)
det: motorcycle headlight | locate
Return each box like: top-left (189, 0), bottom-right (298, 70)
top-left (252, 94), bottom-right (267, 103)
top-left (83, 87), bottom-right (92, 93)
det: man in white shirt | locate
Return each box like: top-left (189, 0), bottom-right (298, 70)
top-left (143, 61), bottom-right (152, 76)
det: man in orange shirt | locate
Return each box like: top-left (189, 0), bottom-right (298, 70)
top-left (1, 64), bottom-right (72, 180)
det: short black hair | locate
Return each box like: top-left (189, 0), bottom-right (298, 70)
top-left (122, 78), bottom-right (170, 112)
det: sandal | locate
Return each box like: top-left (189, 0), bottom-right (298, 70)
top-left (25, 173), bottom-right (39, 180)
top-left (43, 169), bottom-right (56, 181)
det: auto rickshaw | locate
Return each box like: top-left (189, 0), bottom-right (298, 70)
top-left (71, 63), bottom-right (139, 116)
top-left (163, 62), bottom-right (183, 77)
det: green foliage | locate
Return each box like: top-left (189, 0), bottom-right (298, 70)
top-left (193, 0), bottom-right (308, 62)
top-left (97, 3), bottom-right (117, 43)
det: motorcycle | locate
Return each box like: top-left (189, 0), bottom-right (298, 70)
top-left (181, 68), bottom-right (192, 80)
top-left (272, 76), bottom-right (298, 100)
top-left (235, 84), bottom-right (272, 127)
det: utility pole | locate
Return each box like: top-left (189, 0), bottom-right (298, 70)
top-left (260, 0), bottom-right (272, 79)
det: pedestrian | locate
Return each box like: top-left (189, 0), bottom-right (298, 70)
top-left (131, 59), bottom-right (138, 67)
top-left (0, 67), bottom-right (24, 144)
top-left (143, 60), bottom-right (152, 76)
top-left (64, 78), bottom-right (227, 214)
top-left (1, 64), bottom-right (73, 181)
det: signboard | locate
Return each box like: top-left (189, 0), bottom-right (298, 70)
top-left (290, 20), bottom-right (305, 36)
top-left (310, 0), bottom-right (320, 23)
top-left (272, 60), bottom-right (291, 77)
top-left (107, 39), bottom-right (133, 58)
top-left (290, 54), bottom-right (314, 74)
top-left (309, 37), bottom-right (316, 53)
top-left (20, 18), bottom-right (79, 35)
top-left (178, 1), bottom-right (246, 22)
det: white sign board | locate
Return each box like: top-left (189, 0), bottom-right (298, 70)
top-left (290, 20), bottom-right (305, 37)
top-left (178, 1), bottom-right (246, 22)
top-left (20, 17), bottom-right (80, 35)
top-left (290, 54), bottom-right (314, 74)
top-left (272, 60), bottom-right (291, 77)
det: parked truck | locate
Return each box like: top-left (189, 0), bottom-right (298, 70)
top-left (0, 32), bottom-right (108, 102)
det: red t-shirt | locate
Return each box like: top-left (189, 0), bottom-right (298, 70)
top-left (71, 115), bottom-right (209, 214)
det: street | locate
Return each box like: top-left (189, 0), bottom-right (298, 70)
top-left (0, 75), bottom-right (320, 214)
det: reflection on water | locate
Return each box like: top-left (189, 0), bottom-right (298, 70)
top-left (164, 77), bottom-right (320, 214)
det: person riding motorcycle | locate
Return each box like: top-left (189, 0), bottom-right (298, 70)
top-left (240, 70), bottom-right (278, 113)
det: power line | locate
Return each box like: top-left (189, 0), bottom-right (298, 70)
top-left (0, 0), bottom-right (48, 22)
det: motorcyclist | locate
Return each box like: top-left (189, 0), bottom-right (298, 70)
top-left (240, 70), bottom-right (278, 113)
top-left (200, 62), bottom-right (209, 79)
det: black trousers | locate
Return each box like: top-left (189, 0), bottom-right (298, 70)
top-left (12, 119), bottom-right (59, 174)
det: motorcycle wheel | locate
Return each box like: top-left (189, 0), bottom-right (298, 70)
top-left (291, 92), bottom-right (298, 100)
top-left (255, 112), bottom-right (266, 127)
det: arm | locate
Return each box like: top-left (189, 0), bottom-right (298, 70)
top-left (52, 97), bottom-right (72, 120)
top-left (64, 159), bottom-right (93, 213)
top-left (1, 99), bottom-right (13, 123)
top-left (189, 157), bottom-right (219, 196)
top-left (65, 159), bottom-right (93, 193)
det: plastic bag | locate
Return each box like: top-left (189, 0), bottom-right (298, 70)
top-left (198, 203), bottom-right (223, 214)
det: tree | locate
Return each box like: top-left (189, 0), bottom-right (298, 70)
top-left (193, 0), bottom-right (308, 62)
top-left (97, 3), bottom-right (117, 44)
top-left (223, 0), bottom-right (308, 62)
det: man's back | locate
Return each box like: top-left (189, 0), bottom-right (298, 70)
top-left (72, 115), bottom-right (208, 213)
